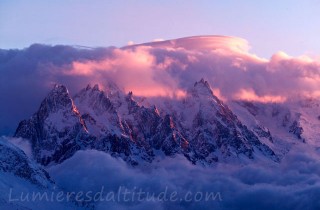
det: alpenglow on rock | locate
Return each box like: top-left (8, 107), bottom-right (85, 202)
top-left (15, 80), bottom-right (279, 166)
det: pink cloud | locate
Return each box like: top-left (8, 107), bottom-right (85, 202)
top-left (2, 36), bottom-right (320, 134)
top-left (235, 88), bottom-right (287, 103)
top-left (59, 35), bottom-right (320, 101)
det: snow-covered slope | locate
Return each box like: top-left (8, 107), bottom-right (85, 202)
top-left (288, 98), bottom-right (320, 146)
top-left (226, 96), bottom-right (320, 165)
top-left (229, 97), bottom-right (320, 151)
top-left (0, 139), bottom-right (52, 187)
top-left (0, 138), bottom-right (84, 210)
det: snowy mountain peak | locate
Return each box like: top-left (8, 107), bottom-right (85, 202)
top-left (42, 84), bottom-right (75, 113)
top-left (195, 78), bottom-right (209, 86)
top-left (190, 78), bottom-right (215, 98)
top-left (127, 91), bottom-right (134, 101)
top-left (15, 81), bottom-right (281, 166)
top-left (85, 84), bottom-right (100, 91)
top-left (92, 84), bottom-right (100, 91)
top-left (194, 78), bottom-right (211, 89)
top-left (85, 84), bottom-right (92, 91)
top-left (74, 84), bottom-right (115, 115)
top-left (15, 84), bottom-right (88, 165)
top-left (51, 84), bottom-right (69, 96)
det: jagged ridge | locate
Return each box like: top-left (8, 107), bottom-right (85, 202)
top-left (15, 80), bottom-right (279, 166)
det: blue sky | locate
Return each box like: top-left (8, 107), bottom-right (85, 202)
top-left (0, 0), bottom-right (319, 58)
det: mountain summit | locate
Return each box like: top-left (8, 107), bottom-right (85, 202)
top-left (14, 84), bottom-right (88, 165)
top-left (15, 80), bottom-right (279, 166)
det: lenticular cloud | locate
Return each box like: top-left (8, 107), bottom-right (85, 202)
top-left (1, 35), bottom-right (320, 134)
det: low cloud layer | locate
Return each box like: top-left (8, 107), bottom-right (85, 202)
top-left (1, 35), bottom-right (320, 134)
top-left (48, 144), bottom-right (320, 210)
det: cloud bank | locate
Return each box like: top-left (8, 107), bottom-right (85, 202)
top-left (1, 35), bottom-right (320, 134)
top-left (48, 144), bottom-right (320, 210)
